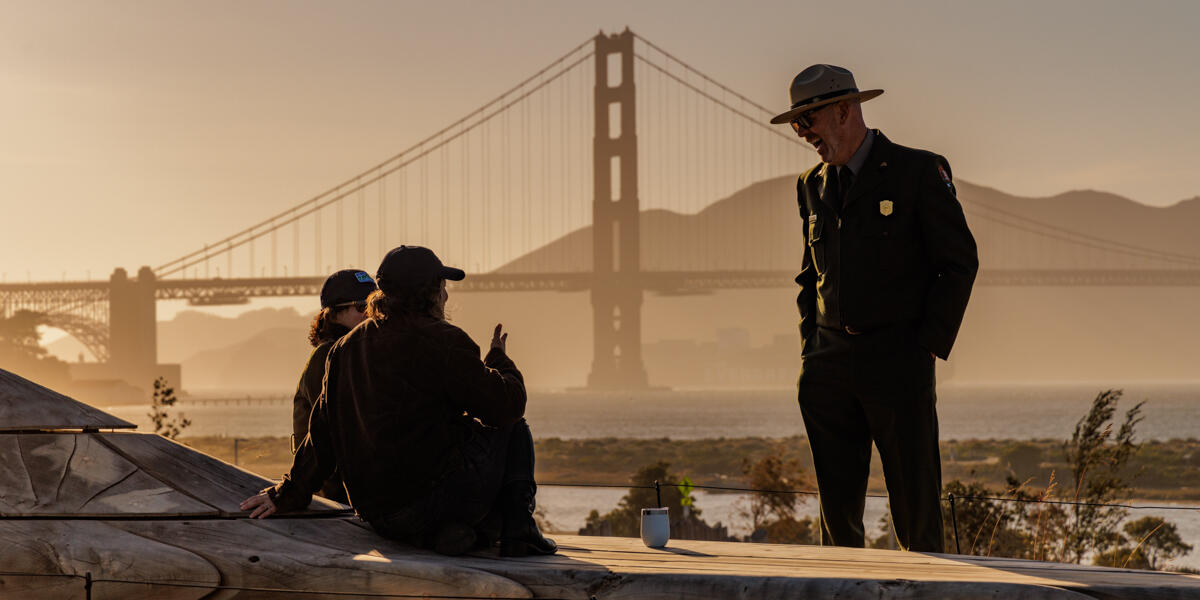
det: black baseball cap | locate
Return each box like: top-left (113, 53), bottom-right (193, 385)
top-left (376, 245), bottom-right (465, 294)
top-left (319, 269), bottom-right (377, 308)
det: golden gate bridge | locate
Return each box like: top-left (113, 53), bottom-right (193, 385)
top-left (3, 29), bottom-right (1199, 390)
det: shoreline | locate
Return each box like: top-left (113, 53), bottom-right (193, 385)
top-left (178, 434), bottom-right (1200, 502)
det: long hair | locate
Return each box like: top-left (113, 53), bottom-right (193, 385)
top-left (364, 278), bottom-right (444, 323)
top-left (307, 307), bottom-right (351, 347)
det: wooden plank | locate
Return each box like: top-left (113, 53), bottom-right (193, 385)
top-left (0, 520), bottom-right (218, 600)
top-left (108, 519), bottom-right (533, 598)
top-left (6, 516), bottom-right (1197, 598)
top-left (473, 535), bottom-right (1200, 599)
top-left (0, 433), bottom-right (214, 515)
top-left (0, 369), bottom-right (134, 431)
top-left (95, 432), bottom-right (343, 515)
top-left (234, 524), bottom-right (1190, 599)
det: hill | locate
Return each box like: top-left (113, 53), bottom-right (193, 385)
top-left (43, 179), bottom-right (1200, 390)
top-left (497, 176), bottom-right (1200, 272)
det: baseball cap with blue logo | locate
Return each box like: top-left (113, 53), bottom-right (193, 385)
top-left (319, 269), bottom-right (377, 309)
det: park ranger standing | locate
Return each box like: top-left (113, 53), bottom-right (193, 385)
top-left (771, 64), bottom-right (978, 552)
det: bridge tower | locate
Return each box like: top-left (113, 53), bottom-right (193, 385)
top-left (588, 29), bottom-right (649, 389)
top-left (108, 266), bottom-right (159, 391)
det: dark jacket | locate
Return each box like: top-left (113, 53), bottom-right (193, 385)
top-left (272, 315), bottom-right (526, 520)
top-left (292, 331), bottom-right (349, 503)
top-left (796, 131), bottom-right (977, 370)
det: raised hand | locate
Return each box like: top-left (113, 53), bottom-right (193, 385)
top-left (490, 323), bottom-right (508, 353)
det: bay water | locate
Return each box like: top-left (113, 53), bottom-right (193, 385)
top-left (105, 382), bottom-right (1200, 570)
top-left (111, 382), bottom-right (1200, 440)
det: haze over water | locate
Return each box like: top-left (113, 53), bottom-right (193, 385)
top-left (106, 382), bottom-right (1200, 441)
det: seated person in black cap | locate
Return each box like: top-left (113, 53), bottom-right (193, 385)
top-left (289, 268), bottom-right (378, 504)
top-left (241, 245), bottom-right (555, 557)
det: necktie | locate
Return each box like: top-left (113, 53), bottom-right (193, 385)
top-left (827, 168), bottom-right (841, 208)
top-left (838, 167), bottom-right (855, 209)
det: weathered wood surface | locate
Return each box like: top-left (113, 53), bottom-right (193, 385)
top-left (0, 432), bottom-right (344, 516)
top-left (0, 433), bottom-right (212, 515)
top-left (0, 519), bottom-right (532, 599)
top-left (112, 518), bottom-right (533, 599)
top-left (94, 432), bottom-right (345, 514)
top-left (0, 520), bottom-right (218, 599)
top-left (460, 534), bottom-right (1200, 599)
top-left (0, 369), bottom-right (134, 431)
top-left (6, 520), bottom-right (1200, 599)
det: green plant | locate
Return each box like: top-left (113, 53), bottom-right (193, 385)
top-left (740, 444), bottom-right (817, 544)
top-left (1060, 389), bottom-right (1143, 564)
top-left (937, 390), bottom-right (1192, 570)
top-left (578, 461), bottom-right (730, 540)
top-left (148, 377), bottom-right (190, 439)
top-left (677, 476), bottom-right (695, 515)
top-left (1093, 516), bottom-right (1193, 570)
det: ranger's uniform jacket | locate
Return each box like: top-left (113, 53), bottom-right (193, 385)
top-left (796, 130), bottom-right (978, 388)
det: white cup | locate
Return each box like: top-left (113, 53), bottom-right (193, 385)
top-left (640, 507), bottom-right (670, 548)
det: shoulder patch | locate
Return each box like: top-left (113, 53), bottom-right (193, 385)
top-left (937, 163), bottom-right (952, 184)
top-left (936, 161), bottom-right (956, 196)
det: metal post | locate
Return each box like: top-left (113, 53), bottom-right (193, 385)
top-left (84, 571), bottom-right (93, 600)
top-left (948, 493), bottom-right (961, 554)
top-left (654, 480), bottom-right (662, 507)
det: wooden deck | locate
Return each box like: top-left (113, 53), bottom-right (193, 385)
top-left (493, 534), bottom-right (1200, 598)
top-left (4, 367), bottom-right (1200, 599)
top-left (5, 518), bottom-right (1200, 599)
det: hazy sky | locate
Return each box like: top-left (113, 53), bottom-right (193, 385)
top-left (3, 0), bottom-right (1198, 282)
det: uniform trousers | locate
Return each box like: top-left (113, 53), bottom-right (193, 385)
top-left (798, 325), bottom-right (945, 552)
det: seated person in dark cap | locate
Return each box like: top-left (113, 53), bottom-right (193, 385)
top-left (241, 245), bottom-right (555, 557)
top-left (289, 268), bottom-right (378, 504)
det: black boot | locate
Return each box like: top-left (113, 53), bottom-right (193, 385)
top-left (498, 482), bottom-right (557, 557)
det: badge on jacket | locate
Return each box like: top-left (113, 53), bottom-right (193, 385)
top-left (880, 200), bottom-right (894, 216)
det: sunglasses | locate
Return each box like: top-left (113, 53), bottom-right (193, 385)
top-left (334, 300), bottom-right (368, 312)
top-left (789, 102), bottom-right (838, 132)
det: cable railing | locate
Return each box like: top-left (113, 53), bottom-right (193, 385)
top-left (4, 479), bottom-right (1192, 518)
top-left (543, 479), bottom-right (1200, 555)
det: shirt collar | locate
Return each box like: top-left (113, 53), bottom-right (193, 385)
top-left (842, 129), bottom-right (875, 176)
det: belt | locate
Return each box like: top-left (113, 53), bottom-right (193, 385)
top-left (821, 321), bottom-right (916, 337)
top-left (819, 324), bottom-right (880, 336)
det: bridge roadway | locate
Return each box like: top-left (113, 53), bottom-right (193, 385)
top-left (5, 268), bottom-right (1200, 308)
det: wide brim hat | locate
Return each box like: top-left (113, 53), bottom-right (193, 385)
top-left (769, 64), bottom-right (883, 125)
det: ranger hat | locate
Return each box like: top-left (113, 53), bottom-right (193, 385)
top-left (375, 245), bottom-right (465, 294)
top-left (769, 64), bottom-right (883, 125)
top-left (320, 269), bottom-right (377, 309)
